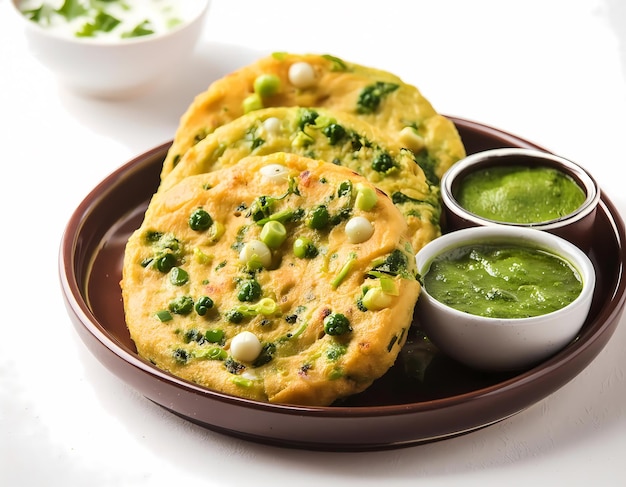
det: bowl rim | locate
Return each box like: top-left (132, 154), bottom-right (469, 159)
top-left (415, 225), bottom-right (596, 325)
top-left (10, 0), bottom-right (210, 46)
top-left (441, 147), bottom-right (601, 229)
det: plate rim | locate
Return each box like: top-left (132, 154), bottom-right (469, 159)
top-left (58, 116), bottom-right (626, 446)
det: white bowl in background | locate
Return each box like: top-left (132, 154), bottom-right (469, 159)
top-left (11, 0), bottom-right (210, 99)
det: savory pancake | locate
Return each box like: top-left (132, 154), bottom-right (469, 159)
top-left (162, 52), bottom-right (465, 184)
top-left (160, 106), bottom-right (441, 252)
top-left (121, 152), bottom-right (420, 406)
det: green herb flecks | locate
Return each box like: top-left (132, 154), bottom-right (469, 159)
top-left (172, 348), bottom-right (191, 365)
top-left (322, 123), bottom-right (347, 145)
top-left (331, 252), bottom-right (357, 289)
top-left (141, 231), bottom-right (183, 273)
top-left (121, 20), bottom-right (155, 38)
top-left (371, 152), bottom-right (396, 174)
top-left (391, 191), bottom-right (437, 208)
top-left (321, 54), bottom-right (348, 71)
top-left (76, 10), bottom-right (120, 37)
top-left (168, 295), bottom-right (194, 315)
top-left (326, 343), bottom-right (347, 361)
top-left (247, 177), bottom-right (300, 223)
top-left (252, 343), bottom-right (276, 367)
top-left (225, 298), bottom-right (279, 323)
top-left (357, 82), bottom-right (399, 114)
top-left (297, 108), bottom-right (320, 130)
top-left (57, 0), bottom-right (87, 21)
top-left (412, 149), bottom-right (439, 185)
top-left (245, 126), bottom-right (265, 151)
top-left (20, 0), bottom-right (168, 39)
top-left (368, 249), bottom-right (416, 280)
top-left (21, 3), bottom-right (56, 24)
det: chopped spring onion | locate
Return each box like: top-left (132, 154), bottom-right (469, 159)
top-left (155, 309), bottom-right (173, 322)
top-left (362, 287), bottom-right (394, 310)
top-left (331, 252), bottom-right (357, 288)
top-left (239, 240), bottom-right (272, 269)
top-left (260, 220), bottom-right (287, 249)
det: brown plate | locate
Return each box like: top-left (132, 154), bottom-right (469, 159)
top-left (59, 117), bottom-right (626, 451)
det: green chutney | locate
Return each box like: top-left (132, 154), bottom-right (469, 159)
top-left (423, 244), bottom-right (583, 318)
top-left (456, 166), bottom-right (586, 224)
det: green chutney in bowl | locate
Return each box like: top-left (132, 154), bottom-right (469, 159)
top-left (441, 148), bottom-right (600, 250)
top-left (422, 242), bottom-right (583, 319)
top-left (456, 165), bottom-right (586, 224)
top-left (415, 226), bottom-right (596, 371)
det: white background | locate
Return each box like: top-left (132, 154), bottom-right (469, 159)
top-left (1, 0), bottom-right (625, 485)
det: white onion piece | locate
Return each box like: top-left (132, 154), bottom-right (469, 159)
top-left (288, 62), bottom-right (316, 88)
top-left (260, 163), bottom-right (289, 184)
top-left (230, 331), bottom-right (263, 362)
top-left (345, 216), bottom-right (374, 243)
top-left (262, 116), bottom-right (281, 135)
top-left (239, 240), bottom-right (272, 268)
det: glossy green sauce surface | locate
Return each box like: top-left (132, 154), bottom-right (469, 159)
top-left (457, 166), bottom-right (586, 224)
top-left (423, 244), bottom-right (583, 318)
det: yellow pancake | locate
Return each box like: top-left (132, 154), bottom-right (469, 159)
top-left (122, 152), bottom-right (420, 406)
top-left (162, 52), bottom-right (465, 184)
top-left (160, 106), bottom-right (441, 252)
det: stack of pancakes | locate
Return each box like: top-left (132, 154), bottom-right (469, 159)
top-left (121, 52), bottom-right (465, 405)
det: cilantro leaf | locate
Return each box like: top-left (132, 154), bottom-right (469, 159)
top-left (121, 20), bottom-right (155, 38)
top-left (56, 0), bottom-right (87, 21)
top-left (22, 3), bottom-right (56, 25)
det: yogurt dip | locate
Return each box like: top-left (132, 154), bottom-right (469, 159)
top-left (18, 0), bottom-right (197, 40)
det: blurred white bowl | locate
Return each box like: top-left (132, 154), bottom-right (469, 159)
top-left (11, 0), bottom-right (210, 99)
top-left (415, 226), bottom-right (596, 371)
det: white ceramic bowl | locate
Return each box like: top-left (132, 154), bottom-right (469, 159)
top-left (415, 226), bottom-right (596, 371)
top-left (11, 0), bottom-right (210, 99)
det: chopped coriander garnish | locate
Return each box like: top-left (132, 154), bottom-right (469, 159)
top-left (19, 1), bottom-right (185, 40)
top-left (356, 82), bottom-right (399, 114)
top-left (75, 11), bottom-right (120, 37)
top-left (121, 20), bottom-right (155, 38)
top-left (331, 252), bottom-right (357, 289)
top-left (57, 0), bottom-right (87, 21)
top-left (168, 295), bottom-right (194, 315)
